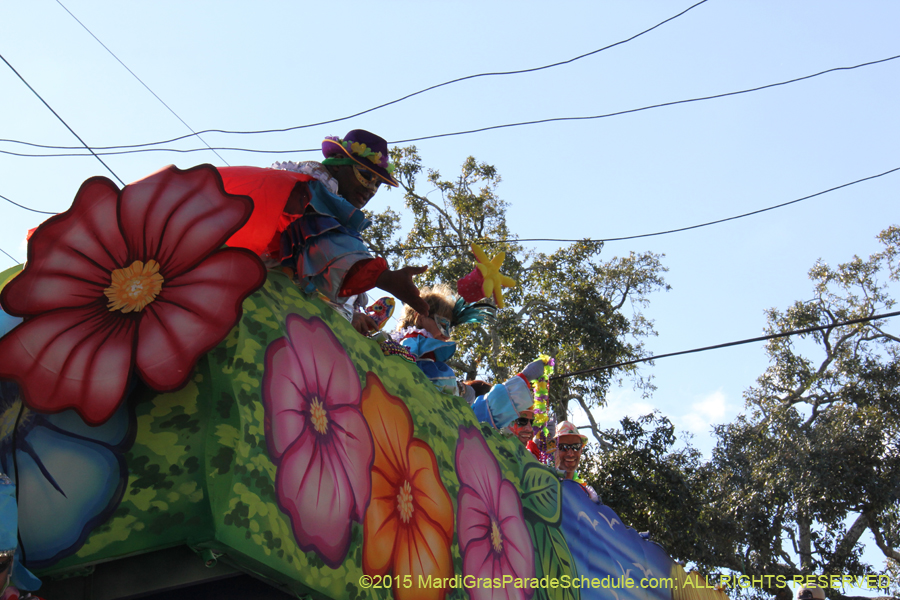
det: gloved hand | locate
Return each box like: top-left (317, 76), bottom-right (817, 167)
top-left (519, 359), bottom-right (546, 382)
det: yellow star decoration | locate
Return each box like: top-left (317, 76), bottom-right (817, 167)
top-left (471, 243), bottom-right (517, 308)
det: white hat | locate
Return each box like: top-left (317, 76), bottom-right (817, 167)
top-left (554, 420), bottom-right (587, 442)
top-left (796, 586), bottom-right (825, 600)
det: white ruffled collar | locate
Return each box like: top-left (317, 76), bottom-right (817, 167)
top-left (270, 160), bottom-right (339, 194)
top-left (391, 326), bottom-right (432, 342)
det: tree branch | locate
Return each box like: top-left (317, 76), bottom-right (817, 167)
top-left (829, 513), bottom-right (870, 571)
top-left (867, 512), bottom-right (900, 562)
top-left (407, 190), bottom-right (464, 241)
top-left (571, 393), bottom-right (614, 451)
top-left (798, 516), bottom-right (813, 571)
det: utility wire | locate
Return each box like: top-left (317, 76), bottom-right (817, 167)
top-left (0, 193), bottom-right (57, 215)
top-left (390, 54), bottom-right (900, 145)
top-left (551, 310), bottom-right (900, 380)
top-left (4, 53), bottom-right (896, 158)
top-left (396, 165), bottom-right (900, 251)
top-left (0, 0), bottom-right (711, 152)
top-left (53, 0), bottom-right (230, 166)
top-left (2, 160), bottom-right (895, 255)
top-left (0, 246), bottom-right (20, 264)
top-left (0, 52), bottom-right (125, 186)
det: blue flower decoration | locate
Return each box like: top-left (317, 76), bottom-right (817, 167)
top-left (0, 309), bottom-right (135, 569)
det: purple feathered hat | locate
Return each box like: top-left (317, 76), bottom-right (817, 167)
top-left (321, 129), bottom-right (399, 187)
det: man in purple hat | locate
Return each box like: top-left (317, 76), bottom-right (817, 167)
top-left (270, 129), bottom-right (430, 331)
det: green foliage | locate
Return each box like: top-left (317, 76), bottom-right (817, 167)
top-left (724, 224), bottom-right (900, 585)
top-left (582, 226), bottom-right (900, 600)
top-left (367, 146), bottom-right (670, 424)
top-left (579, 413), bottom-right (717, 568)
top-left (521, 463), bottom-right (580, 600)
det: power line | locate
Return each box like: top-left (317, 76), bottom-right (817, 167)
top-left (395, 165), bottom-right (900, 251)
top-left (0, 52), bottom-right (125, 186)
top-left (53, 0), bottom-right (230, 166)
top-left (0, 246), bottom-right (20, 264)
top-left (0, 0), bottom-right (711, 153)
top-left (0, 193), bottom-right (58, 215)
top-left (4, 53), bottom-right (896, 158)
top-left (2, 159), bottom-right (895, 253)
top-left (551, 310), bottom-right (900, 381)
top-left (390, 54), bottom-right (900, 145)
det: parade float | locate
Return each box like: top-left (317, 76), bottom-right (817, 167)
top-left (0, 165), bottom-right (726, 600)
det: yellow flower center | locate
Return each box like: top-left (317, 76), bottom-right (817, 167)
top-left (397, 481), bottom-right (414, 523)
top-left (310, 397), bottom-right (328, 434)
top-left (490, 518), bottom-right (503, 553)
top-left (104, 260), bottom-right (164, 313)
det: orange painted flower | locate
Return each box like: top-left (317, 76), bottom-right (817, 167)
top-left (361, 373), bottom-right (454, 600)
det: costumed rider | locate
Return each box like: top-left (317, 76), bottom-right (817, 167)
top-left (392, 284), bottom-right (462, 394)
top-left (0, 473), bottom-right (43, 598)
top-left (454, 244), bottom-right (545, 429)
top-left (507, 407), bottom-right (544, 461)
top-left (554, 421), bottom-right (600, 503)
top-left (468, 360), bottom-right (545, 433)
top-left (220, 129), bottom-right (429, 334)
top-left (391, 284), bottom-right (546, 430)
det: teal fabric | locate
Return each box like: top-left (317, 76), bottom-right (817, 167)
top-left (399, 334), bottom-right (456, 363)
top-left (0, 475), bottom-right (41, 591)
top-left (290, 180), bottom-right (373, 303)
top-left (307, 180), bottom-right (371, 233)
top-left (399, 334), bottom-right (459, 394)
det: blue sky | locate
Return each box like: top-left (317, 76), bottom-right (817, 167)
top-left (1, 0), bottom-right (898, 584)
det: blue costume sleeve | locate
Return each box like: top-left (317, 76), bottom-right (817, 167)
top-left (399, 336), bottom-right (459, 395)
top-left (281, 180), bottom-right (374, 304)
top-left (471, 376), bottom-right (530, 429)
top-left (399, 336), bottom-right (456, 363)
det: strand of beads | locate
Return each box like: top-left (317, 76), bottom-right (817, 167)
top-left (531, 355), bottom-right (555, 465)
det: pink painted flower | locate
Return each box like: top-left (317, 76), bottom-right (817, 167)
top-left (0, 164), bottom-right (265, 425)
top-left (262, 314), bottom-right (374, 568)
top-left (456, 426), bottom-right (535, 600)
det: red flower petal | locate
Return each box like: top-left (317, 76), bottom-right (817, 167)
top-left (1, 178), bottom-right (126, 316)
top-left (328, 405), bottom-right (375, 522)
top-left (0, 305), bottom-right (136, 425)
top-left (262, 336), bottom-right (309, 460)
top-left (457, 485), bottom-right (491, 552)
top-left (281, 315), bottom-right (362, 410)
top-left (455, 426), bottom-right (502, 513)
top-left (497, 480), bottom-right (535, 582)
top-left (134, 248), bottom-right (264, 391)
top-left (118, 164), bottom-right (254, 279)
top-left (275, 432), bottom-right (357, 568)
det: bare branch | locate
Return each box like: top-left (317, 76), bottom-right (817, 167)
top-left (829, 513), bottom-right (870, 570)
top-left (867, 512), bottom-right (900, 562)
top-left (571, 393), bottom-right (614, 451)
top-left (406, 189), bottom-right (464, 240)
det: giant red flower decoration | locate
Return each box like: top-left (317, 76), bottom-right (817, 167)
top-left (0, 164), bottom-right (265, 425)
top-left (361, 373), bottom-right (454, 600)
